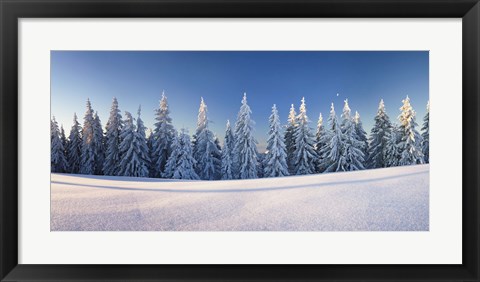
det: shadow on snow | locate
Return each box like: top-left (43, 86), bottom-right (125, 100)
top-left (51, 170), bottom-right (427, 194)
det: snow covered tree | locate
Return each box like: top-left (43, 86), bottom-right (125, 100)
top-left (193, 98), bottom-right (221, 180)
top-left (384, 124), bottom-right (402, 167)
top-left (233, 93), bottom-right (258, 179)
top-left (135, 106), bottom-right (151, 177)
top-left (193, 97), bottom-right (208, 160)
top-left (214, 135), bottom-right (222, 152)
top-left (224, 120), bottom-right (235, 155)
top-left (284, 104), bottom-right (297, 173)
top-left (354, 111), bottom-right (369, 160)
top-left (103, 97), bottom-right (123, 176)
top-left (92, 112), bottom-right (105, 175)
top-left (147, 128), bottom-right (154, 150)
top-left (51, 116), bottom-right (68, 173)
top-left (367, 99), bottom-right (392, 169)
top-left (314, 113), bottom-right (327, 173)
top-left (292, 97), bottom-right (317, 175)
top-left (421, 101), bottom-right (429, 163)
top-left (264, 104), bottom-right (289, 177)
top-left (80, 99), bottom-right (97, 175)
top-left (257, 152), bottom-right (265, 178)
top-left (162, 131), bottom-right (179, 179)
top-left (340, 99), bottom-right (365, 171)
top-left (221, 120), bottom-right (234, 180)
top-left (173, 130), bottom-right (200, 180)
top-left (151, 91), bottom-right (175, 177)
top-left (213, 134), bottom-right (223, 178)
top-left (118, 111), bottom-right (149, 177)
top-left (319, 103), bottom-right (345, 172)
top-left (60, 125), bottom-right (68, 163)
top-left (163, 129), bottom-right (199, 180)
top-left (146, 129), bottom-right (155, 177)
top-left (197, 129), bottom-right (220, 180)
top-left (398, 96), bottom-right (424, 165)
top-left (67, 113), bottom-right (82, 174)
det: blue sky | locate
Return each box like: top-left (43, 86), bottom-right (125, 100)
top-left (51, 51), bottom-right (429, 152)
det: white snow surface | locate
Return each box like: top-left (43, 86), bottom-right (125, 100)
top-left (51, 164), bottom-right (429, 231)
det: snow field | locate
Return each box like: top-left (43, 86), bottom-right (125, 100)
top-left (51, 164), bottom-right (429, 231)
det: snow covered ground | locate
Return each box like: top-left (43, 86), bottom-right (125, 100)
top-left (51, 164), bottom-right (429, 231)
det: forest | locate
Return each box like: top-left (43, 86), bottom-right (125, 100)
top-left (51, 92), bottom-right (429, 181)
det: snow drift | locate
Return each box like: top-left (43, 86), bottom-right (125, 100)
top-left (51, 164), bottom-right (429, 231)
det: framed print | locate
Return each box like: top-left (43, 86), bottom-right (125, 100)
top-left (1, 0), bottom-right (479, 281)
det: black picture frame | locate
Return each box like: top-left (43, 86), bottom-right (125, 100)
top-left (1, 0), bottom-right (479, 281)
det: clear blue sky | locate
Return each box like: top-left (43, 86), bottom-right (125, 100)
top-left (51, 51), bottom-right (429, 152)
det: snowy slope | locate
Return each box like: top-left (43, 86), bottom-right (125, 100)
top-left (51, 164), bottom-right (429, 231)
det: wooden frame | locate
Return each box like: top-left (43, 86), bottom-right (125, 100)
top-left (1, 0), bottom-right (478, 281)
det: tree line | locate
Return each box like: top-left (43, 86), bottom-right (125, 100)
top-left (51, 92), bottom-right (429, 180)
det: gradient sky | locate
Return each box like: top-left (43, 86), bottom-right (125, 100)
top-left (51, 51), bottom-right (429, 152)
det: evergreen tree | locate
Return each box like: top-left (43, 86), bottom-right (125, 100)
top-left (385, 124), bottom-right (402, 167)
top-left (367, 99), bottom-right (392, 168)
top-left (164, 129), bottom-right (200, 180)
top-left (118, 111), bottom-right (149, 177)
top-left (398, 96), bottom-right (424, 165)
top-left (314, 113), bottom-right (327, 173)
top-left (193, 97), bottom-right (208, 161)
top-left (353, 111), bottom-right (369, 160)
top-left (224, 120), bottom-right (235, 155)
top-left (67, 113), bottom-right (82, 174)
top-left (173, 129), bottom-right (200, 180)
top-left (135, 106), bottom-right (151, 177)
top-left (80, 99), bottom-right (96, 175)
top-left (340, 99), bottom-right (365, 171)
top-left (257, 152), bottom-right (265, 178)
top-left (319, 103), bottom-right (345, 172)
top-left (103, 97), bottom-right (123, 176)
top-left (264, 104), bottom-right (289, 177)
top-left (213, 134), bottom-right (223, 179)
top-left (92, 112), bottom-right (105, 175)
top-left (284, 104), bottom-right (297, 173)
top-left (193, 97), bottom-right (221, 180)
top-left (162, 131), bottom-right (179, 179)
top-left (233, 93), bottom-right (258, 179)
top-left (221, 120), bottom-right (234, 180)
top-left (146, 128), bottom-right (156, 177)
top-left (60, 125), bottom-right (68, 167)
top-left (51, 116), bottom-right (68, 173)
top-left (293, 97), bottom-right (317, 175)
top-left (151, 91), bottom-right (175, 177)
top-left (421, 101), bottom-right (430, 163)
top-left (197, 129), bottom-right (219, 180)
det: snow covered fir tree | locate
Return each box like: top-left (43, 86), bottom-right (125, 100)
top-left (163, 128), bottom-right (199, 180)
top-left (284, 104), bottom-right (297, 174)
top-left (51, 116), bottom-right (68, 173)
top-left (397, 96), bottom-right (424, 165)
top-left (421, 101), bottom-right (429, 163)
top-left (263, 104), bottom-right (289, 178)
top-left (367, 99), bottom-right (392, 169)
top-left (79, 99), bottom-right (99, 175)
top-left (233, 93), bottom-right (259, 179)
top-left (52, 93), bottom-right (430, 180)
top-left (314, 113), bottom-right (326, 173)
top-left (193, 98), bottom-right (221, 180)
top-left (220, 120), bottom-right (235, 180)
top-left (292, 97), bottom-right (317, 175)
top-left (67, 113), bottom-right (82, 174)
top-left (117, 110), bottom-right (150, 177)
top-left (151, 91), bottom-right (175, 178)
top-left (103, 97), bottom-right (123, 176)
top-left (317, 103), bottom-right (345, 172)
top-left (340, 99), bottom-right (365, 171)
